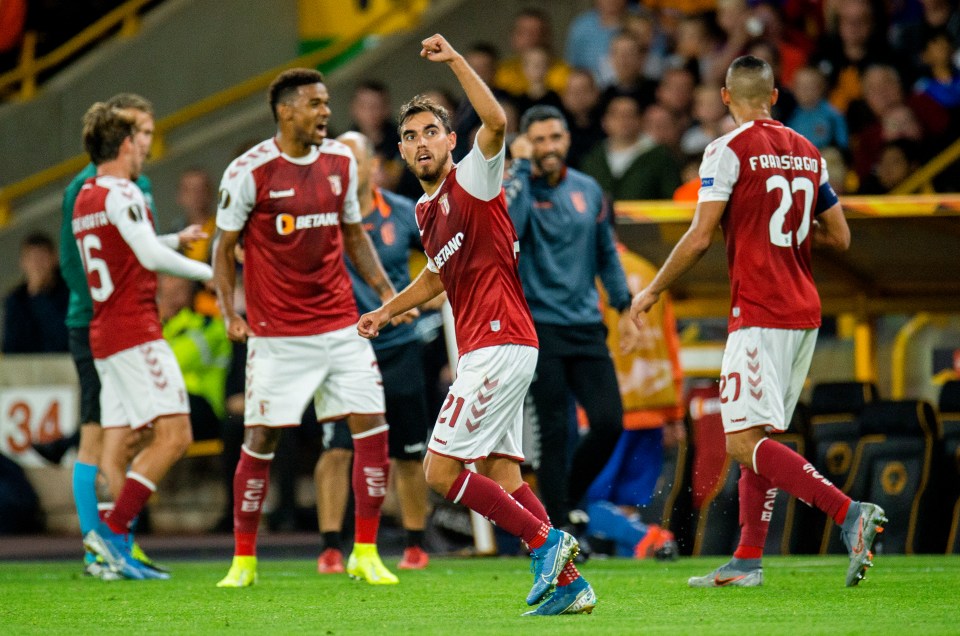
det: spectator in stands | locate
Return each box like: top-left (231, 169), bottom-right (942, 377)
top-left (681, 84), bottom-right (733, 156)
top-left (654, 66), bottom-right (696, 134)
top-left (812, 0), bottom-right (896, 114)
top-left (847, 64), bottom-right (947, 183)
top-left (504, 104), bottom-right (634, 542)
top-left (787, 66), bottom-right (849, 149)
top-left (893, 0), bottom-right (960, 73)
top-left (913, 29), bottom-right (960, 110)
top-left (598, 30), bottom-right (658, 117)
top-left (581, 95), bottom-right (681, 201)
top-left (171, 167), bottom-right (219, 317)
top-left (860, 139), bottom-right (928, 194)
top-left (349, 80), bottom-right (399, 159)
top-left (157, 275), bottom-right (230, 443)
top-left (560, 68), bottom-right (604, 168)
top-left (349, 81), bottom-right (412, 195)
top-left (643, 103), bottom-right (684, 160)
top-left (565, 0), bottom-right (633, 82)
top-left (173, 168), bottom-right (216, 263)
top-left (513, 45), bottom-right (564, 115)
top-left (668, 14), bottom-right (719, 84)
top-left (494, 8), bottom-right (569, 99)
top-left (624, 11), bottom-right (669, 82)
top-left (2, 232), bottom-right (69, 354)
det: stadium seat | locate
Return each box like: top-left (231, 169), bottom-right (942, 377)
top-left (807, 382), bottom-right (877, 550)
top-left (937, 381), bottom-right (960, 554)
top-left (821, 400), bottom-right (937, 555)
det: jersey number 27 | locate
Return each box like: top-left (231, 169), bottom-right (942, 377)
top-left (767, 175), bottom-right (814, 248)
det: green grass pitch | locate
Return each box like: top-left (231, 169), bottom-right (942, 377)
top-left (1, 555), bottom-right (957, 634)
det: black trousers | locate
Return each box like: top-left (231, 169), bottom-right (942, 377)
top-left (530, 322), bottom-right (623, 526)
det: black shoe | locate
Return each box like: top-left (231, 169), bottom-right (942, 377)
top-left (31, 432), bottom-right (80, 465)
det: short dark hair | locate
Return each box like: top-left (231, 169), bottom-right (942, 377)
top-left (397, 95), bottom-right (452, 137)
top-left (730, 54), bottom-right (771, 76)
top-left (353, 79), bottom-right (389, 97)
top-left (268, 68), bottom-right (325, 122)
top-left (519, 104), bottom-right (568, 133)
top-left (81, 101), bottom-right (137, 165)
top-left (21, 232), bottom-right (55, 252)
top-left (467, 41), bottom-right (500, 62)
top-left (726, 55), bottom-right (775, 100)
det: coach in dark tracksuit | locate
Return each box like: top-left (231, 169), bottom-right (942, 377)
top-left (505, 105), bottom-right (636, 531)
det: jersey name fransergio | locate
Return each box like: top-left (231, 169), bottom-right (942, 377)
top-left (217, 139), bottom-right (361, 337)
top-left (73, 176), bottom-right (162, 358)
top-left (699, 119), bottom-right (829, 331)
top-left (416, 144), bottom-right (537, 357)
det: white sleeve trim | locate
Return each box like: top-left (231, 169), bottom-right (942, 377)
top-left (341, 151), bottom-right (362, 224)
top-left (698, 144), bottom-right (740, 203)
top-left (455, 134), bottom-right (505, 201)
top-left (425, 251), bottom-right (439, 273)
top-left (216, 167), bottom-right (257, 232)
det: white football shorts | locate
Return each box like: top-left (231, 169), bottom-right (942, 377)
top-left (719, 326), bottom-right (817, 434)
top-left (428, 344), bottom-right (537, 463)
top-left (95, 339), bottom-right (189, 429)
top-left (244, 326), bottom-right (385, 427)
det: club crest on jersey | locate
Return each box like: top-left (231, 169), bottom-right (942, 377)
top-left (381, 221), bottom-right (396, 246)
top-left (328, 175), bottom-right (342, 196)
top-left (570, 191), bottom-right (586, 213)
top-left (218, 188), bottom-right (231, 209)
top-left (439, 193), bottom-right (450, 216)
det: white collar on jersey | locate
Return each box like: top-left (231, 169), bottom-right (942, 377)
top-left (417, 164), bottom-right (458, 205)
top-left (275, 138), bottom-right (322, 165)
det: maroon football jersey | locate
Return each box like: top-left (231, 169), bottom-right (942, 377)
top-left (416, 144), bottom-right (538, 357)
top-left (73, 176), bottom-right (162, 358)
top-left (217, 139), bottom-right (361, 337)
top-left (698, 119), bottom-right (830, 332)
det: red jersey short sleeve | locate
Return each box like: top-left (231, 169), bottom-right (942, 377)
top-left (216, 139), bottom-right (361, 337)
top-left (698, 120), bottom-right (827, 332)
top-left (72, 176), bottom-right (162, 358)
top-left (416, 147), bottom-right (538, 357)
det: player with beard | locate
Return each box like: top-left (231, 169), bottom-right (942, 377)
top-left (214, 68), bottom-right (402, 588)
top-left (503, 105), bottom-right (636, 544)
top-left (358, 34), bottom-right (595, 616)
